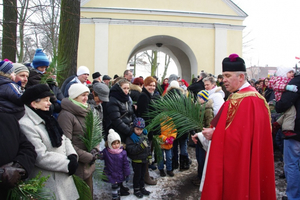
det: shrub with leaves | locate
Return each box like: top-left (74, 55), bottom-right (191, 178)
top-left (7, 172), bottom-right (55, 200)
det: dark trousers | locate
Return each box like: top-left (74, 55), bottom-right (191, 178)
top-left (196, 143), bottom-right (206, 179)
top-left (132, 162), bottom-right (147, 189)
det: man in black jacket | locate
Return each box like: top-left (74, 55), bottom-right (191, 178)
top-left (276, 72), bottom-right (300, 200)
top-left (187, 71), bottom-right (208, 100)
top-left (0, 113), bottom-right (37, 199)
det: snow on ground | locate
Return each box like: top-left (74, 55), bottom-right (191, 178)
top-left (93, 141), bottom-right (287, 200)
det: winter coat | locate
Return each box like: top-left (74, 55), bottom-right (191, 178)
top-left (0, 73), bottom-right (24, 119)
top-left (47, 80), bottom-right (64, 101)
top-left (0, 113), bottom-right (36, 199)
top-left (26, 68), bottom-right (42, 88)
top-left (136, 87), bottom-right (158, 140)
top-left (268, 76), bottom-right (291, 101)
top-left (200, 99), bottom-right (214, 128)
top-left (99, 147), bottom-right (130, 184)
top-left (19, 106), bottom-right (79, 200)
top-left (105, 84), bottom-right (134, 141)
top-left (159, 118), bottom-right (177, 150)
top-left (276, 73), bottom-right (300, 141)
top-left (126, 134), bottom-right (151, 163)
top-left (187, 80), bottom-right (205, 100)
top-left (58, 98), bottom-right (96, 180)
top-left (130, 84), bottom-right (142, 102)
top-left (208, 86), bottom-right (225, 116)
top-left (263, 87), bottom-right (275, 103)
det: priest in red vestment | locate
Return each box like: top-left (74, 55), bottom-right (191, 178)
top-left (200, 54), bottom-right (276, 200)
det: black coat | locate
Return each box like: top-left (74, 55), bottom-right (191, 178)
top-left (187, 80), bottom-right (205, 100)
top-left (0, 113), bottom-right (37, 199)
top-left (26, 68), bottom-right (42, 88)
top-left (136, 87), bottom-right (159, 140)
top-left (105, 84), bottom-right (134, 141)
top-left (125, 134), bottom-right (151, 163)
top-left (0, 75), bottom-right (25, 119)
top-left (276, 73), bottom-right (300, 141)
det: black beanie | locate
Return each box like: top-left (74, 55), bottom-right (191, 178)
top-left (222, 54), bottom-right (246, 72)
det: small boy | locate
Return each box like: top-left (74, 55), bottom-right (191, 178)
top-left (268, 66), bottom-right (297, 138)
top-left (125, 117), bottom-right (151, 198)
top-left (191, 90), bottom-right (214, 186)
top-left (158, 117), bottom-right (177, 177)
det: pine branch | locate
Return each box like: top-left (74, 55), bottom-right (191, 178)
top-left (7, 171), bottom-right (55, 200)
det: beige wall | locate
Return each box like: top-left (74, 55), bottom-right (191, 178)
top-left (83, 0), bottom-right (238, 15)
top-left (78, 0), bottom-right (246, 79)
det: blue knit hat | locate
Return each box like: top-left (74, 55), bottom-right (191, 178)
top-left (31, 49), bottom-right (49, 69)
top-left (133, 117), bottom-right (145, 129)
top-left (197, 90), bottom-right (209, 102)
top-left (0, 60), bottom-right (14, 74)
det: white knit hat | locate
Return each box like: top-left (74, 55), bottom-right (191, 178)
top-left (276, 66), bottom-right (294, 77)
top-left (169, 80), bottom-right (180, 88)
top-left (77, 66), bottom-right (90, 76)
top-left (68, 83), bottom-right (90, 99)
top-left (107, 129), bottom-right (121, 149)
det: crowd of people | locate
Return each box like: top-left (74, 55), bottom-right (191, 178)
top-left (0, 50), bottom-right (299, 200)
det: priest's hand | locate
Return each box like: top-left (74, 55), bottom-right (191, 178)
top-left (202, 128), bottom-right (214, 140)
top-left (191, 134), bottom-right (198, 144)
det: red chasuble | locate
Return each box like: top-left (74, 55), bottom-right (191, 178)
top-left (201, 86), bottom-right (276, 200)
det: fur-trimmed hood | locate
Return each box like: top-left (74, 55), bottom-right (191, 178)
top-left (130, 83), bottom-right (142, 93)
top-left (209, 86), bottom-right (225, 98)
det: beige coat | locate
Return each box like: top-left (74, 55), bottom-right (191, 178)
top-left (19, 106), bottom-right (79, 200)
top-left (58, 98), bottom-right (95, 180)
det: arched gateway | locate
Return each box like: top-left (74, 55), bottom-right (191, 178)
top-left (78, 0), bottom-right (247, 81)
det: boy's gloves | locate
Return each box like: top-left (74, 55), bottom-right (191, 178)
top-left (286, 85), bottom-right (298, 92)
top-left (67, 154), bottom-right (78, 175)
top-left (143, 129), bottom-right (148, 135)
top-left (165, 137), bottom-right (175, 144)
top-left (130, 133), bottom-right (140, 143)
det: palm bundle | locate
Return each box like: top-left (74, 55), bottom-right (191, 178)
top-left (80, 110), bottom-right (103, 152)
top-left (7, 172), bottom-right (55, 200)
top-left (73, 175), bottom-right (93, 200)
top-left (146, 92), bottom-right (204, 138)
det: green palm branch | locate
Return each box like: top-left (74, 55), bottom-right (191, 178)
top-left (73, 175), bottom-right (93, 200)
top-left (80, 110), bottom-right (103, 152)
top-left (146, 92), bottom-right (204, 138)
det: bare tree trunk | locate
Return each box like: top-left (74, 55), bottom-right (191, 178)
top-left (2, 0), bottom-right (17, 61)
top-left (161, 53), bottom-right (170, 81)
top-left (57, 0), bottom-right (80, 86)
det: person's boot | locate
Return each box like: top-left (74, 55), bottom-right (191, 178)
top-left (120, 182), bottom-right (129, 192)
top-left (272, 121), bottom-right (281, 135)
top-left (167, 170), bottom-right (174, 177)
top-left (172, 157), bottom-right (179, 170)
top-left (118, 183), bottom-right (130, 196)
top-left (159, 169), bottom-right (166, 177)
top-left (140, 187), bottom-right (151, 195)
top-left (180, 154), bottom-right (189, 171)
top-left (134, 188), bottom-right (143, 198)
top-left (144, 164), bottom-right (157, 185)
top-left (112, 184), bottom-right (120, 200)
